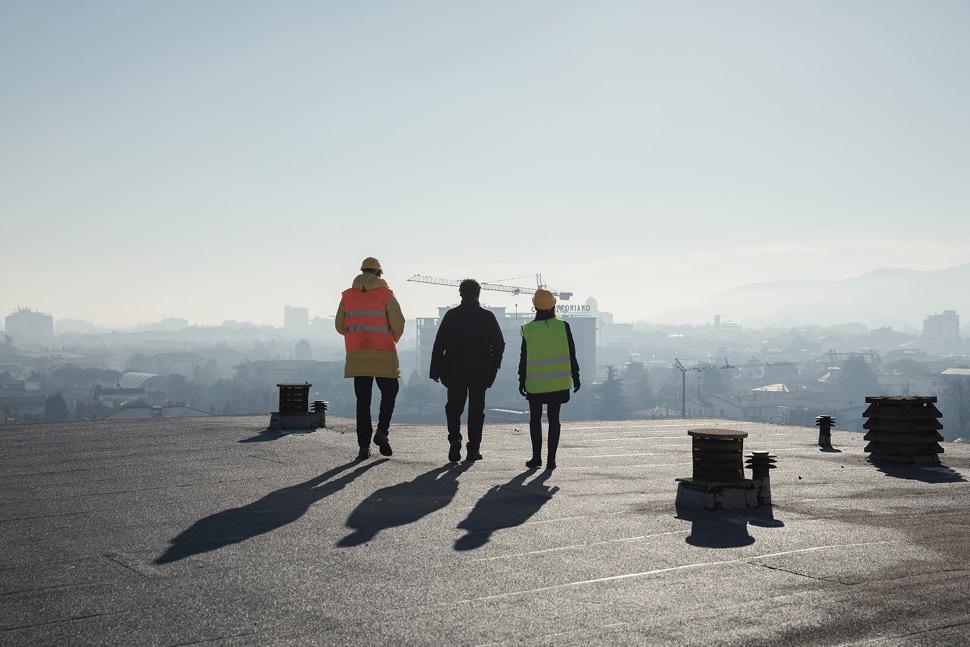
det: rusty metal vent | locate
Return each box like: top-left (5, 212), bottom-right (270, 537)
top-left (815, 415), bottom-right (835, 448)
top-left (863, 396), bottom-right (944, 465)
top-left (687, 428), bottom-right (748, 483)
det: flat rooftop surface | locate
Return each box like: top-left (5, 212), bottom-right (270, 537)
top-left (2, 416), bottom-right (970, 646)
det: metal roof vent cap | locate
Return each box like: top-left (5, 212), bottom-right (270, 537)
top-left (745, 450), bottom-right (777, 506)
top-left (815, 415), bottom-right (835, 449)
top-left (313, 400), bottom-right (329, 428)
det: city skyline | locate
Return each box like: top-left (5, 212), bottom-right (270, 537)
top-left (5, 259), bottom-right (970, 331)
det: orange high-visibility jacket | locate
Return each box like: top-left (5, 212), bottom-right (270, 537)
top-left (335, 273), bottom-right (405, 378)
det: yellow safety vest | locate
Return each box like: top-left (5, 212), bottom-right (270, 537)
top-left (522, 318), bottom-right (572, 394)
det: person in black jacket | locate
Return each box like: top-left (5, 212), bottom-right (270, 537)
top-left (518, 290), bottom-right (580, 471)
top-left (430, 279), bottom-right (506, 463)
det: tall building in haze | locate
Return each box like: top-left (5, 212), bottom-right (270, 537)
top-left (923, 310), bottom-right (961, 353)
top-left (4, 308), bottom-right (54, 347)
top-left (283, 306), bottom-right (309, 333)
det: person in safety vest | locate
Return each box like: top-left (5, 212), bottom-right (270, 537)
top-left (429, 279), bottom-right (506, 463)
top-left (336, 257), bottom-right (406, 460)
top-left (518, 289), bottom-right (580, 470)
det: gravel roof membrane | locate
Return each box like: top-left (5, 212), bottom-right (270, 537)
top-left (1, 415), bottom-right (969, 646)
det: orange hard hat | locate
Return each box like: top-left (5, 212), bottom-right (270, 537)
top-left (532, 289), bottom-right (557, 311)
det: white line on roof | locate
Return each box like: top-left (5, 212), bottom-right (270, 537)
top-left (457, 539), bottom-right (903, 603)
top-left (473, 530), bottom-right (689, 562)
top-left (575, 452), bottom-right (660, 458)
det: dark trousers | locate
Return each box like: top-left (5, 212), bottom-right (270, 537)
top-left (529, 400), bottom-right (562, 461)
top-left (354, 376), bottom-right (399, 448)
top-left (445, 381), bottom-right (487, 452)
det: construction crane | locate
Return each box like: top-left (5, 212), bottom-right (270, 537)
top-left (673, 357), bottom-right (737, 419)
top-left (407, 274), bottom-right (573, 301)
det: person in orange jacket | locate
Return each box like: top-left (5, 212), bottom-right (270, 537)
top-left (336, 257), bottom-right (406, 460)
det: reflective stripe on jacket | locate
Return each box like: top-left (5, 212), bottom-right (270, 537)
top-left (522, 318), bottom-right (572, 394)
top-left (341, 289), bottom-right (396, 353)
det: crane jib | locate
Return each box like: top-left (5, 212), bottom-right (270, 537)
top-left (407, 274), bottom-right (573, 300)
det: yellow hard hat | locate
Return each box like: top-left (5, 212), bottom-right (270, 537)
top-left (360, 257), bottom-right (382, 271)
top-left (532, 289), bottom-right (557, 311)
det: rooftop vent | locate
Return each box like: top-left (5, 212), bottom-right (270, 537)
top-left (313, 400), bottom-right (329, 428)
top-left (689, 428), bottom-right (748, 483)
top-left (745, 450), bottom-right (777, 506)
top-left (278, 383), bottom-right (310, 415)
top-left (270, 383), bottom-right (325, 431)
top-left (745, 450), bottom-right (777, 479)
top-left (676, 429), bottom-right (766, 510)
top-left (863, 396), bottom-right (943, 465)
top-left (815, 415), bottom-right (835, 449)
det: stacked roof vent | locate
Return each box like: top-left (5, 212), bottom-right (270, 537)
top-left (676, 429), bottom-right (765, 510)
top-left (863, 396), bottom-right (943, 465)
top-left (270, 383), bottom-right (326, 431)
top-left (688, 428), bottom-right (747, 483)
top-left (745, 450), bottom-right (777, 506)
top-left (815, 415), bottom-right (835, 449)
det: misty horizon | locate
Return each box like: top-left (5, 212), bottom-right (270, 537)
top-left (7, 259), bottom-right (970, 331)
top-left (4, 2), bottom-right (970, 329)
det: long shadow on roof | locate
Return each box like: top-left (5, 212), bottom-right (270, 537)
top-left (870, 461), bottom-right (966, 483)
top-left (454, 468), bottom-right (558, 551)
top-left (337, 462), bottom-right (473, 547)
top-left (239, 428), bottom-right (284, 443)
top-left (675, 503), bottom-right (784, 549)
top-left (155, 458), bottom-right (388, 564)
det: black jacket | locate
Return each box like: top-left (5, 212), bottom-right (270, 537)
top-left (430, 299), bottom-right (506, 386)
top-left (518, 312), bottom-right (580, 392)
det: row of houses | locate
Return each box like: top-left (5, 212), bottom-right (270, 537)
top-left (686, 367), bottom-right (970, 439)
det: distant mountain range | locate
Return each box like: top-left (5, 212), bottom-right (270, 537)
top-left (655, 263), bottom-right (970, 328)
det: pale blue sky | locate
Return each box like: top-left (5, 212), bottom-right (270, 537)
top-left (3, 1), bottom-right (969, 326)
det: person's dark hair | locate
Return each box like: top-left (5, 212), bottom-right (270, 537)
top-left (459, 279), bottom-right (481, 300)
top-left (362, 268), bottom-right (382, 277)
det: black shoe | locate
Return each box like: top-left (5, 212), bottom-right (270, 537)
top-left (526, 457), bottom-right (542, 469)
top-left (374, 433), bottom-right (392, 457)
top-left (448, 446), bottom-right (461, 463)
top-left (546, 459), bottom-right (557, 471)
top-left (464, 452), bottom-right (483, 463)
top-left (356, 447), bottom-right (370, 461)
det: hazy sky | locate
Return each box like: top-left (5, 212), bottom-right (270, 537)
top-left (3, 1), bottom-right (969, 327)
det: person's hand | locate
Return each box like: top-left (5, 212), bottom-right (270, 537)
top-left (573, 380), bottom-right (581, 393)
top-left (519, 383), bottom-right (528, 398)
